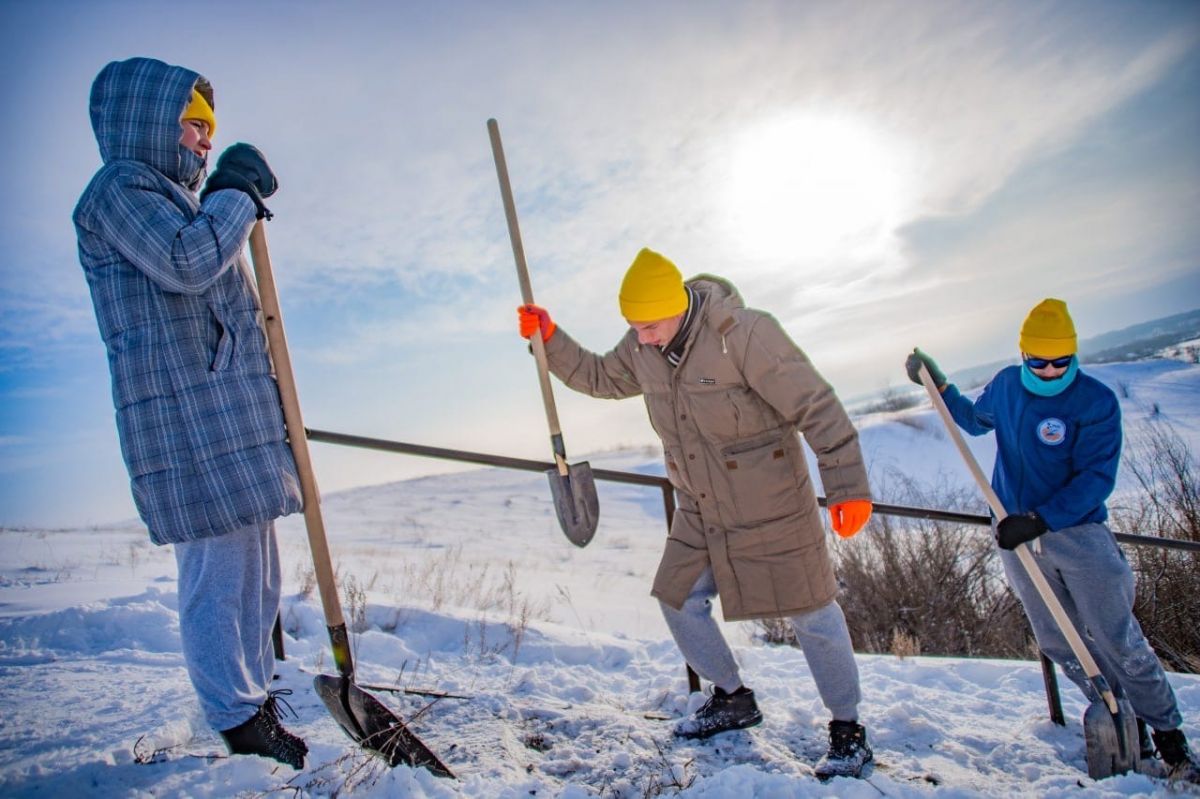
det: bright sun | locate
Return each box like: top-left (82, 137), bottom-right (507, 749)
top-left (722, 113), bottom-right (910, 265)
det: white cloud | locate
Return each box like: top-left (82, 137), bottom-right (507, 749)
top-left (4, 1), bottom-right (1198, 523)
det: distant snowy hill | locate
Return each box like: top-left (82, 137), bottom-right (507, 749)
top-left (1081, 309), bottom-right (1200, 364)
top-left (1, 360), bottom-right (1197, 797)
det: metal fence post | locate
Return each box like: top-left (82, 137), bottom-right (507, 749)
top-left (1041, 651), bottom-right (1065, 725)
top-left (272, 613), bottom-right (285, 661)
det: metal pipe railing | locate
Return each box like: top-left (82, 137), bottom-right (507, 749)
top-left (301, 427), bottom-right (1200, 722)
top-left (306, 428), bottom-right (1200, 552)
top-left (308, 428), bottom-right (669, 488)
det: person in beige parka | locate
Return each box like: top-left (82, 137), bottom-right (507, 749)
top-left (517, 248), bottom-right (875, 779)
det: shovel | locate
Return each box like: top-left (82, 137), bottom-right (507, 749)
top-left (248, 223), bottom-right (454, 778)
top-left (487, 118), bottom-right (600, 548)
top-left (916, 363), bottom-right (1138, 780)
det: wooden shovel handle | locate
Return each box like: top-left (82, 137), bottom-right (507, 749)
top-left (918, 365), bottom-right (1117, 713)
top-left (487, 119), bottom-right (569, 477)
top-left (248, 223), bottom-right (351, 661)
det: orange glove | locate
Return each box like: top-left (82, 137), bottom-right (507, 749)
top-left (830, 499), bottom-right (872, 538)
top-left (517, 304), bottom-right (556, 342)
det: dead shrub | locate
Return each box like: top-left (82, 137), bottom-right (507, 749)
top-left (1111, 418), bottom-right (1200, 673)
top-left (855, 385), bottom-right (923, 416)
top-left (830, 473), bottom-right (1032, 659)
top-left (752, 616), bottom-right (797, 647)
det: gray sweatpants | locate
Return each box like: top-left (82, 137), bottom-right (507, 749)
top-left (174, 520), bottom-right (281, 732)
top-left (659, 566), bottom-right (862, 721)
top-left (1000, 522), bottom-right (1182, 731)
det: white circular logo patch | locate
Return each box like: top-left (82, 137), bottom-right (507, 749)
top-left (1037, 418), bottom-right (1067, 446)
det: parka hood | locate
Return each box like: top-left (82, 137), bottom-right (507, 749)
top-left (687, 274), bottom-right (745, 318)
top-left (655, 274), bottom-right (745, 359)
top-left (89, 57), bottom-right (212, 189)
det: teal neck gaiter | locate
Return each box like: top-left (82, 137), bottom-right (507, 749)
top-left (1021, 357), bottom-right (1079, 397)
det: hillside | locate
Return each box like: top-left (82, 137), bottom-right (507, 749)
top-left (1, 360), bottom-right (1197, 797)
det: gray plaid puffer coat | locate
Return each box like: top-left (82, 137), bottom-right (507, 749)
top-left (73, 57), bottom-right (301, 544)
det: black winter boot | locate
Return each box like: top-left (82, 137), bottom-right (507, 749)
top-left (814, 720), bottom-right (874, 780)
top-left (1152, 728), bottom-right (1200, 784)
top-left (673, 685), bottom-right (763, 740)
top-left (221, 689), bottom-right (307, 769)
top-left (261, 689), bottom-right (308, 757)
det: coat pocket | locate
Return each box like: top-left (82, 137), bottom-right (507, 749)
top-left (725, 512), bottom-right (835, 617)
top-left (721, 433), bottom-right (798, 527)
top-left (662, 445), bottom-right (696, 496)
top-left (208, 305), bottom-right (233, 372)
top-left (683, 385), bottom-right (742, 443)
top-left (643, 385), bottom-right (677, 445)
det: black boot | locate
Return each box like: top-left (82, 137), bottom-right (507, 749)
top-left (1152, 728), bottom-right (1200, 784)
top-left (261, 689), bottom-right (308, 757)
top-left (673, 685), bottom-right (763, 740)
top-left (221, 689), bottom-right (307, 769)
top-left (814, 720), bottom-right (874, 780)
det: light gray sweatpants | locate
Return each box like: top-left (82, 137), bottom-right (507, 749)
top-left (1000, 521), bottom-right (1182, 731)
top-left (659, 566), bottom-right (862, 721)
top-left (174, 520), bottom-right (281, 732)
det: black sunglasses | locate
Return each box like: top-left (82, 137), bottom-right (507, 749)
top-left (1025, 355), bottom-right (1074, 369)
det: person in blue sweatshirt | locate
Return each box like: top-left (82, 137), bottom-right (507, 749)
top-left (906, 299), bottom-right (1196, 783)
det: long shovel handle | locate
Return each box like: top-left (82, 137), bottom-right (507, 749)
top-left (918, 365), bottom-right (1119, 714)
top-left (487, 119), bottom-right (569, 477)
top-left (249, 223), bottom-right (354, 679)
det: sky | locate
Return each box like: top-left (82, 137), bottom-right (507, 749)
top-left (1, 0), bottom-right (1199, 528)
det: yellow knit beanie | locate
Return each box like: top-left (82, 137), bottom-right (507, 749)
top-left (1019, 298), bottom-right (1077, 358)
top-left (619, 248), bottom-right (687, 322)
top-left (181, 89), bottom-right (216, 136)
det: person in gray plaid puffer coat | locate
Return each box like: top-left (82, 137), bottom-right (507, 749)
top-left (74, 57), bottom-right (306, 767)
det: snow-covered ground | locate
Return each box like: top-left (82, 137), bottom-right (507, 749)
top-left (1, 360), bottom-right (1197, 797)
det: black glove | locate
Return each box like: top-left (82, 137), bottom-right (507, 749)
top-left (905, 347), bottom-right (947, 388)
top-left (200, 143), bottom-right (278, 220)
top-left (996, 512), bottom-right (1048, 550)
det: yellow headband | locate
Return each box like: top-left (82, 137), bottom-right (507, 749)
top-left (181, 89), bottom-right (216, 137)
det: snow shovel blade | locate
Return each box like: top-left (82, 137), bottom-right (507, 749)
top-left (1083, 697), bottom-right (1139, 779)
top-left (547, 462), bottom-right (599, 547)
top-left (314, 674), bottom-right (455, 779)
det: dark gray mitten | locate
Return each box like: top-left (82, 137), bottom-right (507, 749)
top-left (201, 143), bottom-right (278, 220)
top-left (905, 348), bottom-right (947, 388)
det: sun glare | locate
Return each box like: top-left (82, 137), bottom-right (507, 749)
top-left (721, 113), bottom-right (911, 266)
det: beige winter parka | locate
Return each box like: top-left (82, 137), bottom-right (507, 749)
top-left (543, 276), bottom-right (871, 621)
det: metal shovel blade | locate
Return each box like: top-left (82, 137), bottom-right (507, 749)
top-left (1083, 697), bottom-right (1140, 780)
top-left (314, 674), bottom-right (455, 778)
top-left (547, 462), bottom-right (599, 547)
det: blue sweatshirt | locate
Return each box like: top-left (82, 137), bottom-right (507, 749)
top-left (942, 365), bottom-right (1121, 531)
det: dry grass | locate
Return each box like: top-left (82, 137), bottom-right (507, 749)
top-left (890, 629), bottom-right (921, 660)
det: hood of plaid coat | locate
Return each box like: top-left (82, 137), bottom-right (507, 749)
top-left (89, 57), bottom-right (210, 190)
